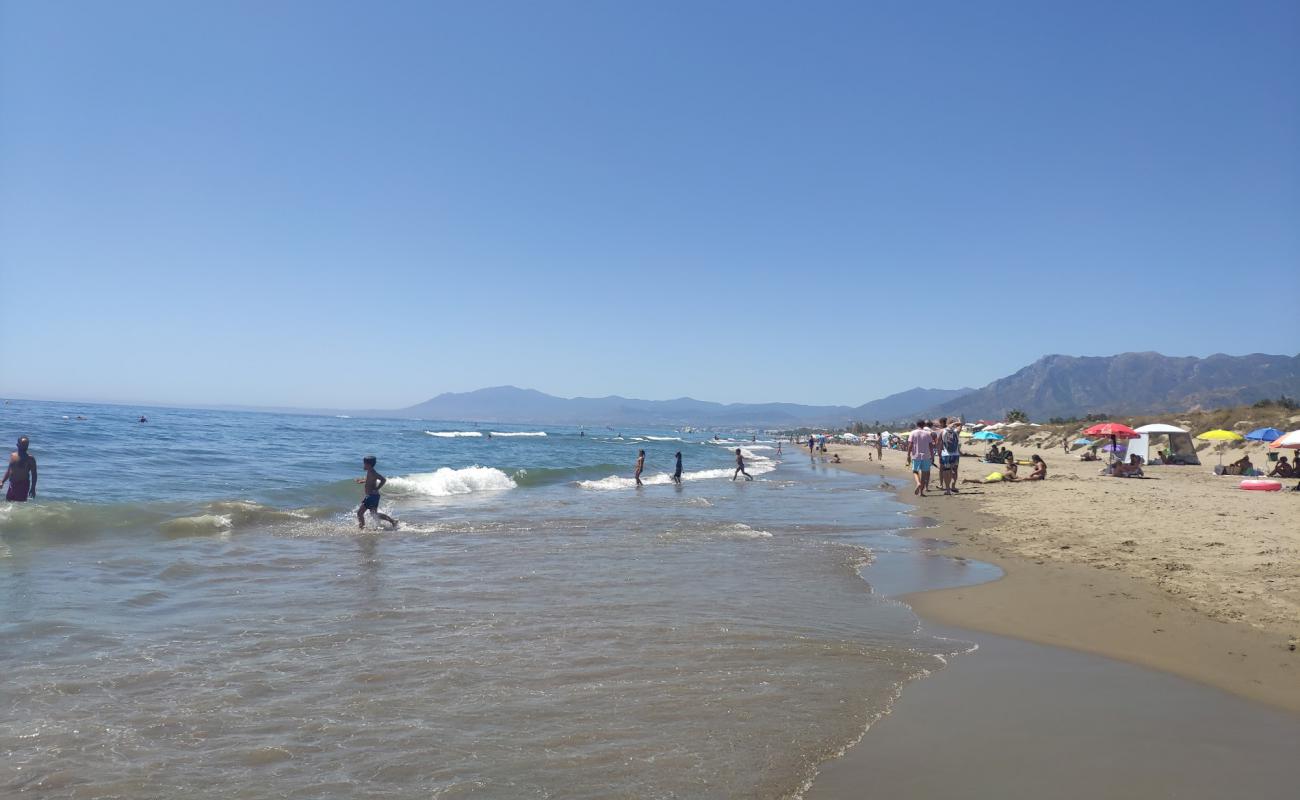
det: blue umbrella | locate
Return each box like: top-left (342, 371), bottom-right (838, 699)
top-left (1245, 427), bottom-right (1283, 442)
top-left (1072, 438), bottom-right (1095, 446)
top-left (972, 431), bottom-right (1004, 441)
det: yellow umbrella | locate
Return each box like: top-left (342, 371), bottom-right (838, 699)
top-left (958, 430), bottom-right (973, 438)
top-left (1196, 429), bottom-right (1244, 467)
top-left (1196, 429), bottom-right (1244, 441)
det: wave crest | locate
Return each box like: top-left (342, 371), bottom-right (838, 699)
top-left (384, 466), bottom-right (517, 497)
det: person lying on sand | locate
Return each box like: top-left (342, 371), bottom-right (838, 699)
top-left (1022, 454), bottom-right (1047, 481)
top-left (1079, 448), bottom-right (1099, 462)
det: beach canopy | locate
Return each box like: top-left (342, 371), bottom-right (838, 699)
top-left (1134, 423), bottom-right (1187, 434)
top-left (1244, 427), bottom-right (1283, 442)
top-left (1129, 424), bottom-right (1199, 465)
top-left (1196, 429), bottom-right (1244, 442)
top-left (1268, 430), bottom-right (1300, 449)
top-left (971, 430), bottom-right (1004, 441)
top-left (1083, 422), bottom-right (1140, 439)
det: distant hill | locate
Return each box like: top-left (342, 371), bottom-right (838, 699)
top-left (852, 387), bottom-right (974, 423)
top-left (928, 352), bottom-right (1300, 421)
top-left (392, 386), bottom-right (860, 427)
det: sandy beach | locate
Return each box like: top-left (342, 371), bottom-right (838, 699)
top-left (803, 439), bottom-right (1300, 798)
top-left (822, 440), bottom-right (1299, 711)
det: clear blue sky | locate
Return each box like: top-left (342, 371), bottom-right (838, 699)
top-left (2, 0), bottom-right (1297, 409)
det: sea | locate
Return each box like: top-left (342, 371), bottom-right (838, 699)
top-left (0, 399), bottom-right (993, 799)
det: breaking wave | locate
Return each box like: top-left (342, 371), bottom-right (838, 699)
top-left (384, 466), bottom-right (517, 497)
top-left (488, 431), bottom-right (547, 438)
top-left (425, 431), bottom-right (483, 438)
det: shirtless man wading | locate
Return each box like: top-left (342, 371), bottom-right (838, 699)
top-left (2, 436), bottom-right (37, 502)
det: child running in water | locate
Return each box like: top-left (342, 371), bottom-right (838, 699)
top-left (733, 448), bottom-right (753, 481)
top-left (356, 455), bottom-right (398, 530)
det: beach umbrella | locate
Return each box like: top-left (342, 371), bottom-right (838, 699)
top-left (1083, 422), bottom-right (1140, 465)
top-left (1082, 422), bottom-right (1140, 439)
top-left (958, 430), bottom-right (973, 438)
top-left (1196, 429), bottom-right (1244, 442)
top-left (1267, 430), bottom-right (1300, 449)
top-left (1244, 427), bottom-right (1283, 442)
top-left (1196, 429), bottom-right (1245, 466)
top-left (1072, 438), bottom-right (1095, 446)
top-left (971, 431), bottom-right (1004, 441)
top-left (1102, 443), bottom-right (1126, 453)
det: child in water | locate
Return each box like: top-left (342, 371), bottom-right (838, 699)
top-left (356, 455), bottom-right (398, 530)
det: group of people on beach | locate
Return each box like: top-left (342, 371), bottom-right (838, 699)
top-left (906, 418), bottom-right (963, 496)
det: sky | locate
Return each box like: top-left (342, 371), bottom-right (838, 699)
top-left (2, 0), bottom-right (1297, 409)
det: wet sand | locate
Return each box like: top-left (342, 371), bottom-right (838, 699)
top-left (805, 444), bottom-right (1300, 798)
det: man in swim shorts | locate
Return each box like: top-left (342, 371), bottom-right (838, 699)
top-left (2, 436), bottom-right (37, 502)
top-left (635, 450), bottom-right (645, 487)
top-left (733, 448), bottom-right (753, 481)
top-left (938, 417), bottom-right (962, 495)
top-left (355, 455), bottom-right (398, 529)
top-left (908, 419), bottom-right (934, 496)
top-left (672, 451), bottom-right (683, 484)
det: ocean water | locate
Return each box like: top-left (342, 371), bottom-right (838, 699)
top-left (1, 400), bottom-right (975, 799)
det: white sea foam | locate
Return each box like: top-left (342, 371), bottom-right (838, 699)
top-left (488, 431), bottom-right (547, 437)
top-left (644, 436), bottom-right (683, 442)
top-left (659, 522), bottom-right (773, 542)
top-left (385, 466), bottom-right (517, 497)
top-left (161, 514), bottom-right (234, 534)
top-left (576, 460), bottom-right (775, 490)
top-left (425, 431), bottom-right (483, 438)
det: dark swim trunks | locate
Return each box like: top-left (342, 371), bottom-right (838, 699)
top-left (6, 479), bottom-right (29, 502)
top-left (361, 493), bottom-right (380, 511)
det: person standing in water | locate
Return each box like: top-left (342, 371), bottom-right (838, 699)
top-left (732, 448), bottom-right (753, 481)
top-left (2, 436), bottom-right (37, 502)
top-left (355, 455), bottom-right (398, 529)
top-left (672, 451), bottom-right (683, 484)
top-left (634, 449), bottom-right (645, 487)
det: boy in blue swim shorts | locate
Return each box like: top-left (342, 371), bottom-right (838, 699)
top-left (908, 419), bottom-right (935, 496)
top-left (356, 455), bottom-right (398, 530)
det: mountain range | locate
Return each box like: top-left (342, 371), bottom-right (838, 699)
top-left (926, 352), bottom-right (1300, 422)
top-left (387, 386), bottom-right (971, 427)
top-left (376, 352), bottom-right (1298, 427)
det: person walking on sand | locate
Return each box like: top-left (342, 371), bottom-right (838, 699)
top-left (908, 419), bottom-right (935, 496)
top-left (875, 434), bottom-right (883, 462)
top-left (2, 436), bottom-right (37, 502)
top-left (938, 417), bottom-right (962, 496)
top-left (635, 449), bottom-right (645, 487)
top-left (355, 455), bottom-right (398, 530)
top-left (672, 451), bottom-right (683, 484)
top-left (733, 448), bottom-right (753, 481)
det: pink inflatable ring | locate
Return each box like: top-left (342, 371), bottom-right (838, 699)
top-left (1239, 479), bottom-right (1282, 492)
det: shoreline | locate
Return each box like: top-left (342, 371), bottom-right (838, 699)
top-left (820, 443), bottom-right (1299, 712)
top-left (803, 443), bottom-right (1300, 798)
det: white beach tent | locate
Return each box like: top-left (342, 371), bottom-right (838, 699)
top-left (1131, 423), bottom-right (1200, 465)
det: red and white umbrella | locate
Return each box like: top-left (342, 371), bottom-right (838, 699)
top-left (1268, 429), bottom-right (1300, 449)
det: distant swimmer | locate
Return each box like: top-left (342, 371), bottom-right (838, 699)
top-left (2, 436), bottom-right (37, 502)
top-left (355, 455), bottom-right (398, 530)
top-left (635, 449), bottom-right (645, 487)
top-left (139, 416), bottom-right (148, 423)
top-left (732, 448), bottom-right (753, 481)
top-left (672, 451), bottom-right (683, 484)
top-left (579, 431), bottom-right (585, 437)
top-left (776, 442), bottom-right (782, 455)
